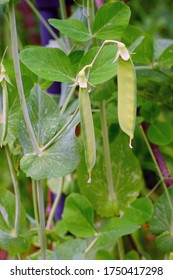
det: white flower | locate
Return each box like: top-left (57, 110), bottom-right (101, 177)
top-left (113, 42), bottom-right (130, 62)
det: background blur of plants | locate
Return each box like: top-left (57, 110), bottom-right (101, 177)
top-left (0, 0), bottom-right (173, 260)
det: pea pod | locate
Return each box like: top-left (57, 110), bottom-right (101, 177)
top-left (117, 57), bottom-right (136, 148)
top-left (79, 87), bottom-right (96, 183)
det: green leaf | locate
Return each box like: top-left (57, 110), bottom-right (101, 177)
top-left (158, 45), bottom-right (173, 68)
top-left (0, 230), bottom-right (30, 256)
top-left (150, 186), bottom-right (173, 234)
top-left (147, 121), bottom-right (173, 146)
top-left (49, 19), bottom-right (91, 42)
top-left (79, 45), bottom-right (118, 85)
top-left (0, 0), bottom-right (9, 4)
top-left (140, 101), bottom-right (160, 123)
top-left (154, 39), bottom-right (173, 60)
top-left (123, 197), bottom-right (154, 225)
top-left (0, 188), bottom-right (30, 256)
top-left (19, 85), bottom-right (81, 180)
top-left (19, 85), bottom-right (60, 150)
top-left (57, 239), bottom-right (87, 260)
top-left (156, 232), bottom-right (173, 253)
top-left (77, 133), bottom-right (143, 217)
top-left (20, 47), bottom-right (75, 83)
top-left (122, 26), bottom-right (153, 65)
top-left (99, 218), bottom-right (139, 246)
top-left (93, 2), bottom-right (131, 40)
top-left (20, 127), bottom-right (80, 180)
top-left (62, 193), bottom-right (97, 238)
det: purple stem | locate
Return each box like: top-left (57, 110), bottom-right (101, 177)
top-left (142, 122), bottom-right (173, 187)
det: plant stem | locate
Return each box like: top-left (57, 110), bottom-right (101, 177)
top-left (59, 0), bottom-right (71, 49)
top-left (59, 0), bottom-right (67, 20)
top-left (9, 0), bottom-right (40, 154)
top-left (36, 181), bottom-right (46, 260)
top-left (117, 237), bottom-right (125, 260)
top-left (85, 237), bottom-right (98, 254)
top-left (139, 125), bottom-right (173, 212)
top-left (100, 101), bottom-right (115, 201)
top-left (135, 66), bottom-right (153, 70)
top-left (1, 80), bottom-right (8, 145)
top-left (41, 106), bottom-right (79, 152)
top-left (32, 180), bottom-right (39, 230)
top-left (46, 177), bottom-right (63, 229)
top-left (5, 146), bottom-right (20, 236)
top-left (25, 0), bottom-right (59, 42)
top-left (60, 85), bottom-right (76, 116)
top-left (87, 0), bottom-right (95, 34)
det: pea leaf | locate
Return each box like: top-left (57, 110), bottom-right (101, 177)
top-left (49, 19), bottom-right (91, 42)
top-left (0, 0), bottom-right (9, 4)
top-left (79, 45), bottom-right (118, 85)
top-left (20, 126), bottom-right (81, 180)
top-left (147, 121), bottom-right (173, 146)
top-left (20, 47), bottom-right (75, 83)
top-left (123, 197), bottom-right (154, 225)
top-left (140, 101), bottom-right (160, 123)
top-left (155, 232), bottom-right (173, 253)
top-left (0, 189), bottom-right (30, 256)
top-left (19, 86), bottom-right (81, 180)
top-left (62, 193), bottom-right (97, 238)
top-left (158, 45), bottom-right (173, 68)
top-left (154, 39), bottom-right (173, 60)
top-left (77, 133), bottom-right (143, 217)
top-left (92, 2), bottom-right (131, 40)
top-left (57, 239), bottom-right (87, 260)
top-left (150, 186), bottom-right (173, 234)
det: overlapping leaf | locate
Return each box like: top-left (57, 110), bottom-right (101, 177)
top-left (92, 2), bottom-right (131, 40)
top-left (20, 47), bottom-right (75, 83)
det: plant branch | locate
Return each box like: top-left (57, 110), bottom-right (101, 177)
top-left (100, 100), bottom-right (115, 201)
top-left (85, 237), bottom-right (98, 254)
top-left (139, 124), bottom-right (173, 212)
top-left (32, 180), bottom-right (39, 230)
top-left (41, 106), bottom-right (79, 152)
top-left (25, 0), bottom-right (59, 42)
top-left (36, 181), bottom-right (46, 260)
top-left (5, 146), bottom-right (20, 236)
top-left (9, 0), bottom-right (40, 154)
top-left (46, 177), bottom-right (63, 229)
top-left (60, 85), bottom-right (76, 116)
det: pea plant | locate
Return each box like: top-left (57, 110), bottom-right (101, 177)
top-left (0, 0), bottom-right (173, 260)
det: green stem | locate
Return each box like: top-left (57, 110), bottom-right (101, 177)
top-left (140, 125), bottom-right (173, 212)
top-left (46, 177), bottom-right (63, 229)
top-left (1, 80), bottom-right (8, 145)
top-left (5, 146), bottom-right (20, 236)
top-left (59, 0), bottom-right (71, 49)
top-left (9, 0), bottom-right (40, 154)
top-left (87, 0), bottom-right (95, 34)
top-left (135, 66), bottom-right (153, 71)
top-left (100, 100), bottom-right (115, 201)
top-left (41, 106), bottom-right (79, 152)
top-left (59, 0), bottom-right (67, 20)
top-left (25, 0), bottom-right (59, 42)
top-left (36, 181), bottom-right (46, 260)
top-left (32, 180), bottom-right (39, 230)
top-left (60, 86), bottom-right (76, 116)
top-left (117, 237), bottom-right (125, 260)
top-left (85, 237), bottom-right (98, 254)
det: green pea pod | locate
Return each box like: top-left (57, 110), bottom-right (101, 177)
top-left (79, 87), bottom-right (96, 183)
top-left (117, 57), bottom-right (137, 148)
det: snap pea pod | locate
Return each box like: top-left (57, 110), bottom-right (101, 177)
top-left (79, 87), bottom-right (96, 183)
top-left (117, 57), bottom-right (137, 148)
